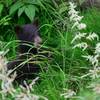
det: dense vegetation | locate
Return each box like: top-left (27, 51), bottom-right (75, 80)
top-left (0, 0), bottom-right (100, 100)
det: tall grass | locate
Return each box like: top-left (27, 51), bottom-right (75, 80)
top-left (0, 1), bottom-right (100, 100)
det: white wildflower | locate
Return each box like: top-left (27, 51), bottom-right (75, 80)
top-left (69, 2), bottom-right (80, 23)
top-left (77, 23), bottom-right (86, 30)
top-left (0, 52), bottom-right (16, 97)
top-left (86, 32), bottom-right (99, 41)
top-left (70, 13), bottom-right (83, 22)
top-left (69, 2), bottom-right (77, 10)
top-left (71, 21), bottom-right (79, 29)
top-left (69, 9), bottom-right (78, 16)
top-left (95, 43), bottom-right (100, 54)
top-left (60, 89), bottom-right (76, 99)
top-left (73, 42), bottom-right (88, 51)
top-left (93, 84), bottom-right (100, 94)
top-left (70, 14), bottom-right (77, 22)
top-left (72, 16), bottom-right (83, 22)
top-left (0, 56), bottom-right (7, 71)
top-left (15, 77), bottom-right (48, 100)
top-left (0, 50), bottom-right (9, 71)
top-left (69, 2), bottom-right (87, 29)
top-left (16, 93), bottom-right (40, 100)
top-left (89, 67), bottom-right (100, 79)
top-left (0, 71), bottom-right (16, 96)
top-left (69, 1), bottom-right (100, 81)
top-left (83, 55), bottom-right (99, 67)
top-left (71, 32), bottom-right (87, 43)
top-left (22, 77), bottom-right (39, 93)
top-left (69, 2), bottom-right (86, 30)
top-left (0, 50), bottom-right (47, 100)
top-left (88, 83), bottom-right (100, 94)
top-left (16, 94), bottom-right (48, 100)
top-left (29, 77), bottom-right (39, 90)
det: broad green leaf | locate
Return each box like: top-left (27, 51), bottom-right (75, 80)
top-left (0, 4), bottom-right (4, 15)
top-left (24, 5), bottom-right (35, 22)
top-left (10, 1), bottom-right (24, 15)
top-left (18, 6), bottom-right (25, 17)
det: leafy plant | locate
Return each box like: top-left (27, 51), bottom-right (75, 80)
top-left (9, 0), bottom-right (50, 22)
top-left (0, 16), bottom-right (11, 25)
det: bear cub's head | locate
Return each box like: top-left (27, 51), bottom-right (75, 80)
top-left (15, 21), bottom-right (42, 54)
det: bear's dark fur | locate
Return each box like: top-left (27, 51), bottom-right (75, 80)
top-left (15, 21), bottom-right (42, 54)
top-left (7, 21), bottom-right (43, 85)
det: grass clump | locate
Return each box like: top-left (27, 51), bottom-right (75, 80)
top-left (0, 1), bottom-right (100, 100)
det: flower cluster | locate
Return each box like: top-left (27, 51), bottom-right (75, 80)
top-left (89, 67), bottom-right (100, 79)
top-left (15, 77), bottom-right (48, 100)
top-left (69, 2), bottom-right (99, 50)
top-left (69, 2), bottom-right (100, 79)
top-left (88, 83), bottom-right (100, 94)
top-left (0, 51), bottom-right (48, 100)
top-left (69, 2), bottom-right (86, 30)
top-left (95, 43), bottom-right (100, 54)
top-left (60, 89), bottom-right (76, 99)
top-left (83, 55), bottom-right (99, 67)
top-left (0, 51), bottom-right (16, 98)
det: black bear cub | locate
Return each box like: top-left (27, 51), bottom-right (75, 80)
top-left (7, 21), bottom-right (43, 85)
top-left (15, 21), bottom-right (42, 54)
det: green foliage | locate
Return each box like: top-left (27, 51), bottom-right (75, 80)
top-left (82, 8), bottom-right (100, 34)
top-left (0, 16), bottom-right (11, 25)
top-left (0, 0), bottom-right (100, 100)
top-left (24, 5), bottom-right (35, 22)
top-left (9, 0), bottom-right (50, 22)
top-left (10, 1), bottom-right (24, 16)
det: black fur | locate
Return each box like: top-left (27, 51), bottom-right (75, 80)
top-left (7, 21), bottom-right (43, 84)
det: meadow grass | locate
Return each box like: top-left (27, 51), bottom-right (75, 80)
top-left (0, 4), bottom-right (100, 100)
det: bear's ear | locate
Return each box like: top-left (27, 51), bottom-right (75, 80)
top-left (32, 19), bottom-right (39, 26)
top-left (14, 25), bottom-right (22, 34)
